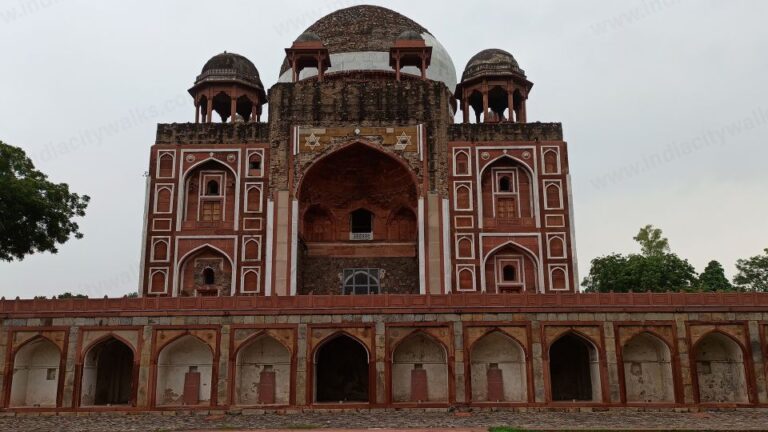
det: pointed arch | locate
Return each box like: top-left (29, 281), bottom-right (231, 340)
top-left (482, 240), bottom-right (543, 294)
top-left (468, 330), bottom-right (527, 403)
top-left (544, 181), bottom-right (563, 209)
top-left (391, 330), bottom-right (449, 403)
top-left (313, 331), bottom-right (371, 363)
top-left (453, 150), bottom-right (470, 176)
top-left (234, 333), bottom-right (292, 406)
top-left (621, 331), bottom-right (675, 403)
top-left (182, 156), bottom-right (238, 179)
top-left (154, 334), bottom-right (215, 407)
top-left (79, 336), bottom-right (136, 407)
top-left (454, 183), bottom-right (472, 210)
top-left (543, 148), bottom-right (560, 174)
top-left (157, 152), bottom-right (175, 178)
top-left (456, 266), bottom-right (476, 292)
top-left (549, 266), bottom-right (568, 291)
top-left (692, 330), bottom-right (750, 404)
top-left (175, 243), bottom-right (235, 297)
top-left (548, 235), bottom-right (565, 259)
top-left (312, 331), bottom-right (371, 403)
top-left (478, 154), bottom-right (539, 228)
top-left (9, 336), bottom-right (62, 408)
top-left (178, 157), bottom-right (239, 228)
top-left (296, 140), bottom-right (419, 197)
top-left (548, 331), bottom-right (602, 402)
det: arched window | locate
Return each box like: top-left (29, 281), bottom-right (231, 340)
top-left (458, 268), bottom-right (474, 291)
top-left (203, 268), bottom-right (215, 285)
top-left (544, 150), bottom-right (559, 174)
top-left (350, 209), bottom-right (373, 240)
top-left (549, 236), bottom-right (565, 258)
top-left (499, 176), bottom-right (511, 192)
top-left (503, 265), bottom-right (517, 282)
top-left (206, 180), bottom-right (220, 196)
top-left (343, 269), bottom-right (380, 295)
top-left (551, 268), bottom-right (567, 290)
top-left (455, 185), bottom-right (471, 210)
top-left (546, 183), bottom-right (561, 209)
top-left (158, 153), bottom-right (174, 178)
top-left (150, 271), bottom-right (166, 294)
top-left (454, 151), bottom-right (469, 175)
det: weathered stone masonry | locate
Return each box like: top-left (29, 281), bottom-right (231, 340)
top-left (2, 293), bottom-right (768, 411)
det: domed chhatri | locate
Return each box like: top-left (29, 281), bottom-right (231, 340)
top-left (278, 5), bottom-right (457, 90)
top-left (197, 51), bottom-right (264, 89)
top-left (462, 48), bottom-right (526, 82)
top-left (189, 52), bottom-right (267, 124)
top-left (455, 48), bottom-right (534, 124)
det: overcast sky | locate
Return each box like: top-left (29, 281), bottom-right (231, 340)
top-left (2, 0), bottom-right (767, 298)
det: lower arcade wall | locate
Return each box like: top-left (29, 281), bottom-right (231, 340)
top-left (1, 293), bottom-right (768, 411)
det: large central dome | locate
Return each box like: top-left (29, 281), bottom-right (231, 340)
top-left (278, 5), bottom-right (457, 91)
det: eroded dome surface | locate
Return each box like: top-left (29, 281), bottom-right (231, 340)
top-left (278, 5), bottom-right (457, 91)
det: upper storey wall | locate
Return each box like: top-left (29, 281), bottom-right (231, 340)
top-left (449, 122), bottom-right (563, 142)
top-left (155, 123), bottom-right (269, 145)
top-left (268, 78), bottom-right (454, 126)
top-left (267, 78), bottom-right (455, 193)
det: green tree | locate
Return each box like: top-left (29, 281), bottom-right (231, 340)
top-left (734, 248), bottom-right (768, 292)
top-left (0, 141), bottom-right (89, 261)
top-left (582, 225), bottom-right (697, 293)
top-left (583, 252), bottom-right (697, 293)
top-left (696, 260), bottom-right (735, 292)
top-left (56, 292), bottom-right (88, 299)
top-left (633, 224), bottom-right (670, 257)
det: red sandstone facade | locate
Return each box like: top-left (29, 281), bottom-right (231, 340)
top-left (139, 12), bottom-right (576, 299)
top-left (1, 5), bottom-right (763, 413)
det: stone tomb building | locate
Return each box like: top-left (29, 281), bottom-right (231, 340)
top-left (2, 5), bottom-right (768, 412)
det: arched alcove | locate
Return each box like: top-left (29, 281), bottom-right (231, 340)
top-left (181, 160), bottom-right (236, 229)
top-left (155, 335), bottom-right (214, 406)
top-left (9, 338), bottom-right (61, 407)
top-left (483, 242), bottom-right (539, 293)
top-left (694, 332), bottom-right (749, 403)
top-left (469, 332), bottom-right (526, 402)
top-left (235, 334), bottom-right (291, 405)
top-left (178, 245), bottom-right (233, 297)
top-left (392, 332), bottom-right (448, 403)
top-left (622, 332), bottom-right (674, 403)
top-left (480, 157), bottom-right (534, 227)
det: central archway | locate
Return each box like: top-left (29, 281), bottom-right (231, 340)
top-left (314, 334), bottom-right (370, 403)
top-left (298, 142), bottom-right (420, 295)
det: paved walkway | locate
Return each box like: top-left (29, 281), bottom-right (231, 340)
top-left (2, 409), bottom-right (768, 431)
